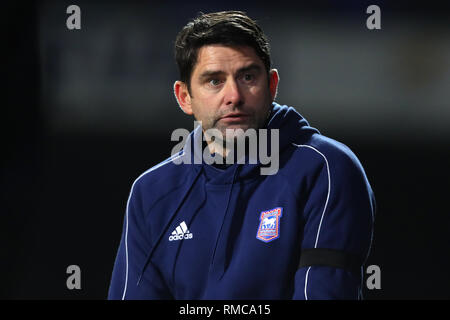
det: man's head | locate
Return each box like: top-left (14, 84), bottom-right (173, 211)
top-left (173, 11), bottom-right (279, 142)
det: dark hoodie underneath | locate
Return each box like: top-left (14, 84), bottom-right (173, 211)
top-left (108, 103), bottom-right (376, 300)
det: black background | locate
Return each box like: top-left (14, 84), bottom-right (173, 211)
top-left (2, 1), bottom-right (450, 299)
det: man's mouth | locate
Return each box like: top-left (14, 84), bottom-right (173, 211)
top-left (220, 112), bottom-right (250, 122)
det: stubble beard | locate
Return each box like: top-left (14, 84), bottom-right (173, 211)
top-left (204, 102), bottom-right (272, 159)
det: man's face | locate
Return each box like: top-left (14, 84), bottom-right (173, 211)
top-left (176, 45), bottom-right (278, 141)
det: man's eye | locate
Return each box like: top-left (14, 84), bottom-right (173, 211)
top-left (244, 74), bottom-right (254, 81)
top-left (209, 79), bottom-right (221, 86)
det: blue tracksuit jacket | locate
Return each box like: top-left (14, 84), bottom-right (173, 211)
top-left (108, 103), bottom-right (376, 300)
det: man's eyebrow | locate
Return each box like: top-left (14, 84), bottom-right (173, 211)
top-left (198, 70), bottom-right (225, 80)
top-left (198, 64), bottom-right (263, 80)
top-left (237, 63), bottom-right (262, 74)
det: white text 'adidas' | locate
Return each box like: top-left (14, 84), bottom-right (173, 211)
top-left (168, 221), bottom-right (193, 241)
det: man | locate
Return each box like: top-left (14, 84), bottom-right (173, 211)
top-left (108, 11), bottom-right (375, 300)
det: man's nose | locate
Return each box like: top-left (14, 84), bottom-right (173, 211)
top-left (224, 79), bottom-right (244, 106)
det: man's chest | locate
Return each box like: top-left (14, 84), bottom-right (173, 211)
top-left (150, 183), bottom-right (304, 299)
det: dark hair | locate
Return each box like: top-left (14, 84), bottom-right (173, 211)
top-left (174, 11), bottom-right (271, 93)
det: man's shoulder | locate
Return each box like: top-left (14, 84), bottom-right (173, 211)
top-left (288, 133), bottom-right (367, 175)
top-left (131, 152), bottom-right (191, 192)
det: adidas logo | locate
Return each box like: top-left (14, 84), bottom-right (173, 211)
top-left (168, 221), bottom-right (193, 241)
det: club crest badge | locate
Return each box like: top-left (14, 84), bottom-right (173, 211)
top-left (256, 207), bottom-right (283, 243)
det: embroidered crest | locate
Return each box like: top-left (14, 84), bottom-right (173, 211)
top-left (256, 207), bottom-right (283, 243)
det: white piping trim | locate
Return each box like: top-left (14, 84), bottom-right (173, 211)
top-left (292, 144), bottom-right (331, 300)
top-left (304, 267), bottom-right (311, 300)
top-left (121, 152), bottom-right (184, 300)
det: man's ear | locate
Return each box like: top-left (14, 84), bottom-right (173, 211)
top-left (269, 69), bottom-right (280, 101)
top-left (174, 81), bottom-right (193, 115)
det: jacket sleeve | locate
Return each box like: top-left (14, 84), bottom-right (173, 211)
top-left (107, 178), bottom-right (172, 300)
top-left (292, 144), bottom-right (376, 300)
